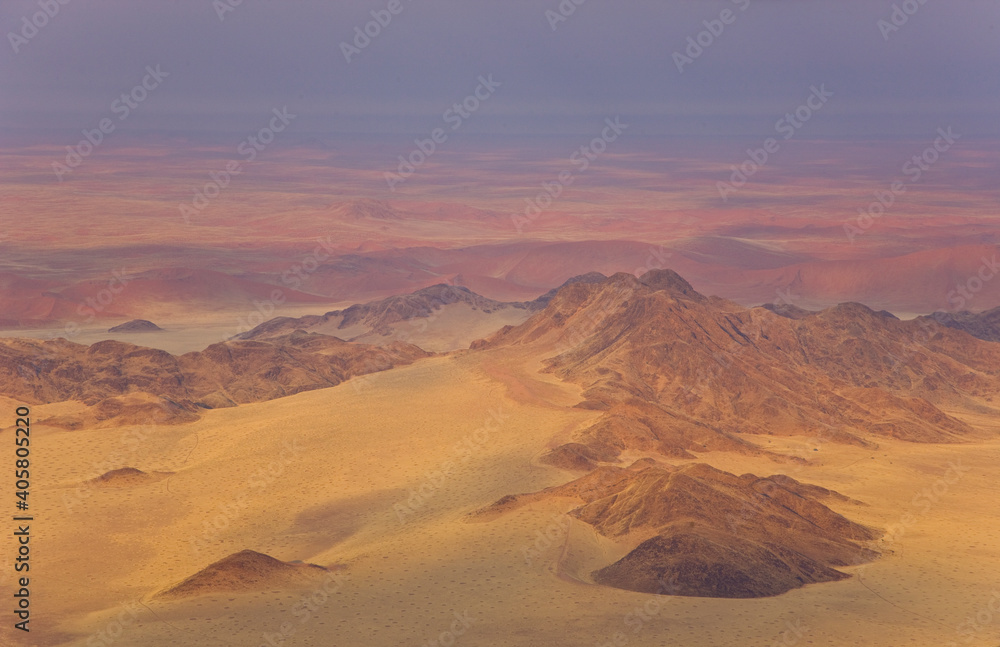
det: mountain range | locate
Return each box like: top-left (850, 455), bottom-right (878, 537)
top-left (1, 332), bottom-right (429, 427)
top-left (6, 267), bottom-right (1000, 601)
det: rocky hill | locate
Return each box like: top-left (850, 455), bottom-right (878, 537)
top-left (475, 460), bottom-right (878, 597)
top-left (919, 306), bottom-right (1000, 343)
top-left (155, 550), bottom-right (331, 599)
top-left (108, 319), bottom-right (164, 333)
top-left (465, 268), bottom-right (1000, 598)
top-left (474, 269), bottom-right (1000, 464)
top-left (1, 331), bottom-right (430, 426)
top-left (234, 274), bottom-right (612, 351)
top-left (236, 283), bottom-right (537, 341)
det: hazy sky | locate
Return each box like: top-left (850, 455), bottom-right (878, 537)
top-left (1, 0), bottom-right (998, 138)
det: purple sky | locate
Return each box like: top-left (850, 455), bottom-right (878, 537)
top-left (1, 0), bottom-right (998, 138)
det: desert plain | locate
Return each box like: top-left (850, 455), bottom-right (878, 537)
top-left (2, 341), bottom-right (1000, 647)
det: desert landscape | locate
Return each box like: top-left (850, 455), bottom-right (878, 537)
top-left (3, 268), bottom-right (1000, 646)
top-left (2, 1), bottom-right (999, 646)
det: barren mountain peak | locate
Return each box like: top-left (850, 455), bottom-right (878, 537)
top-left (108, 319), bottom-right (163, 333)
top-left (155, 550), bottom-right (329, 599)
top-left (637, 268), bottom-right (705, 300)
